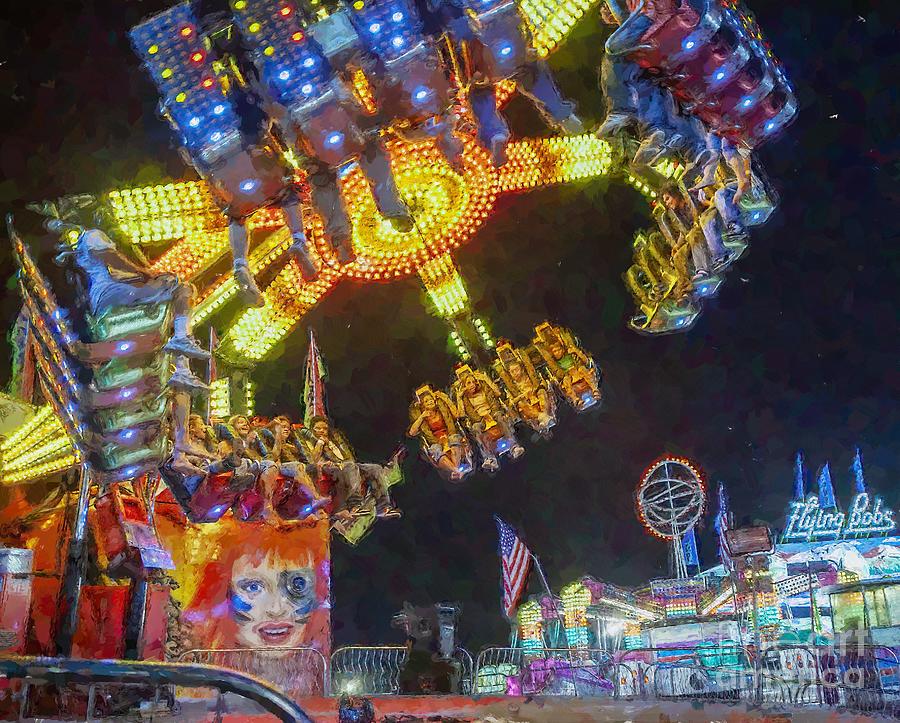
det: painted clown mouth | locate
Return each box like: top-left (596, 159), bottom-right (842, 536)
top-left (255, 622), bottom-right (296, 645)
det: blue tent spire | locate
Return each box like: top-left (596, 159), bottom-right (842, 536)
top-left (714, 482), bottom-right (732, 569)
top-left (851, 448), bottom-right (866, 494)
top-left (817, 463), bottom-right (836, 509)
top-left (793, 451), bottom-right (806, 500)
top-left (682, 526), bottom-right (699, 568)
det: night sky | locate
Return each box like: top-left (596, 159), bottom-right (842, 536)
top-left (0, 0), bottom-right (895, 650)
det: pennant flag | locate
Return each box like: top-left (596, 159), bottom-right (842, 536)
top-left (682, 526), bottom-right (699, 568)
top-left (303, 329), bottom-right (328, 427)
top-left (793, 451), bottom-right (805, 500)
top-left (713, 482), bottom-right (732, 570)
top-left (851, 448), bottom-right (866, 494)
top-left (494, 516), bottom-right (533, 619)
top-left (817, 463), bottom-right (836, 509)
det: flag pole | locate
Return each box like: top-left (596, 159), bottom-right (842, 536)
top-left (531, 552), bottom-right (554, 600)
top-left (530, 551), bottom-right (579, 695)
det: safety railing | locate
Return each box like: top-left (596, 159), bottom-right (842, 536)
top-left (454, 646), bottom-right (475, 695)
top-left (330, 645), bottom-right (476, 696)
top-left (331, 645), bottom-right (409, 696)
top-left (610, 643), bottom-right (900, 716)
top-left (0, 655), bottom-right (313, 722)
top-left (179, 646), bottom-right (329, 697)
top-left (474, 647), bottom-right (614, 696)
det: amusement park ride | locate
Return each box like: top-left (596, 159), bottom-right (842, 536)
top-left (0, 0), bottom-right (800, 711)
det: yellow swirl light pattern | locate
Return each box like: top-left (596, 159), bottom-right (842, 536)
top-left (216, 134), bottom-right (612, 363)
top-left (519, 0), bottom-right (599, 58)
top-left (97, 134), bottom-right (612, 365)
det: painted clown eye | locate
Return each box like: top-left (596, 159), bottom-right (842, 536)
top-left (281, 570), bottom-right (313, 601)
top-left (241, 579), bottom-right (264, 594)
top-left (287, 574), bottom-right (307, 594)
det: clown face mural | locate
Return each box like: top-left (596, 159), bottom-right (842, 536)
top-left (229, 550), bottom-right (318, 650)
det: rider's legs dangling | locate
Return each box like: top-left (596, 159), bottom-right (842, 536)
top-left (229, 217), bottom-right (264, 307)
top-left (306, 161), bottom-right (356, 265)
top-left (358, 138), bottom-right (414, 232)
top-left (282, 191), bottom-right (319, 282)
top-left (469, 84), bottom-right (510, 167)
top-left (517, 61), bottom-right (584, 135)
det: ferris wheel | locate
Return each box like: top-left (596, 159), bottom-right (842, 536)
top-left (636, 456), bottom-right (706, 578)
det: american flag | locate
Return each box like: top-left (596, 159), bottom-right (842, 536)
top-left (494, 516), bottom-right (533, 619)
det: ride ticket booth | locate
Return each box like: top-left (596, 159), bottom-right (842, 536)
top-left (827, 578), bottom-right (900, 648)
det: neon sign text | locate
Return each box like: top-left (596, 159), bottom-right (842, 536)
top-left (783, 493), bottom-right (895, 541)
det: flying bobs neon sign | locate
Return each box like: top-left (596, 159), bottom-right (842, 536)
top-left (783, 493), bottom-right (896, 541)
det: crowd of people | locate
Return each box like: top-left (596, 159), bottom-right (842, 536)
top-left (131, 0), bottom-right (586, 307)
top-left (129, 0), bottom-right (791, 337)
top-left (595, 0), bottom-right (787, 332)
top-left (175, 409), bottom-right (404, 531)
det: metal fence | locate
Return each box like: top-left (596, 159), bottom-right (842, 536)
top-left (7, 642), bottom-right (898, 718)
top-left (330, 645), bottom-right (476, 696)
top-left (471, 642), bottom-right (900, 716)
top-left (610, 644), bottom-right (900, 716)
top-left (331, 646), bottom-right (409, 695)
top-left (179, 646), bottom-right (329, 697)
